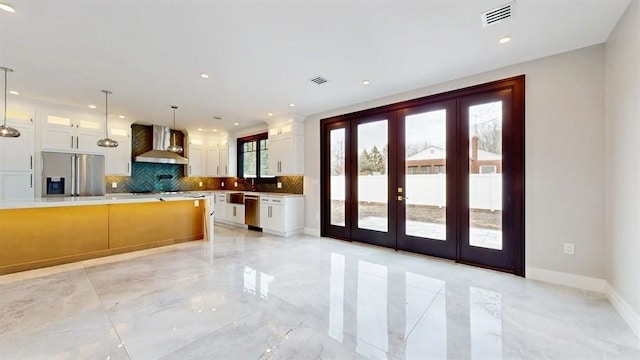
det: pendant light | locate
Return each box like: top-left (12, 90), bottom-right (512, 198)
top-left (166, 105), bottom-right (183, 153)
top-left (0, 66), bottom-right (20, 138)
top-left (96, 90), bottom-right (118, 147)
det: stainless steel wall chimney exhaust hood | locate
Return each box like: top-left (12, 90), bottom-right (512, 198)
top-left (135, 125), bottom-right (188, 165)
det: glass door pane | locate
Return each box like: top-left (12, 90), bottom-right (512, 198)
top-left (357, 120), bottom-right (389, 232)
top-left (468, 101), bottom-right (503, 250)
top-left (330, 128), bottom-right (346, 226)
top-left (405, 109), bottom-right (447, 240)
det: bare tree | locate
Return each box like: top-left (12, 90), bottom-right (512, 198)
top-left (476, 119), bottom-right (501, 154)
top-left (331, 137), bottom-right (345, 175)
top-left (406, 140), bottom-right (432, 157)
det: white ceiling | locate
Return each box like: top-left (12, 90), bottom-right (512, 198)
top-left (0, 0), bottom-right (631, 134)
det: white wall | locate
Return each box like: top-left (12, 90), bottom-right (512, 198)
top-left (304, 44), bottom-right (607, 279)
top-left (605, 0), bottom-right (640, 335)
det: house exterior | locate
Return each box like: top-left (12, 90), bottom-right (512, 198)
top-left (406, 136), bottom-right (502, 174)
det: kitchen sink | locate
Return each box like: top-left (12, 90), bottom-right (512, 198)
top-left (227, 192), bottom-right (244, 204)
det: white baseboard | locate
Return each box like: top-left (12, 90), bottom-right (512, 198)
top-left (605, 283), bottom-right (640, 339)
top-left (526, 266), bottom-right (607, 293)
top-left (526, 266), bottom-right (639, 340)
top-left (303, 227), bottom-right (321, 237)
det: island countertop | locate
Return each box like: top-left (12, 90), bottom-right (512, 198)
top-left (0, 190), bottom-right (303, 210)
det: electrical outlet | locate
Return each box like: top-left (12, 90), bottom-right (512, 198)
top-left (198, 181), bottom-right (203, 187)
top-left (194, 200), bottom-right (199, 207)
top-left (234, 181), bottom-right (238, 187)
top-left (563, 242), bottom-right (575, 255)
top-left (221, 181), bottom-right (225, 187)
top-left (277, 181), bottom-right (282, 189)
top-left (111, 182), bottom-right (117, 189)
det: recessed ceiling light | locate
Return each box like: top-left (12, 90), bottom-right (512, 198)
top-left (200, 73), bottom-right (209, 79)
top-left (89, 105), bottom-right (97, 109)
top-left (267, 113), bottom-right (273, 117)
top-left (234, 122), bottom-right (239, 126)
top-left (499, 36), bottom-right (511, 44)
top-left (212, 129), bottom-right (218, 132)
top-left (288, 103), bottom-right (295, 107)
top-left (0, 3), bottom-right (16, 13)
top-left (197, 128), bottom-right (203, 131)
top-left (118, 115), bottom-right (125, 119)
top-left (362, 80), bottom-right (371, 85)
top-left (9, 90), bottom-right (19, 95)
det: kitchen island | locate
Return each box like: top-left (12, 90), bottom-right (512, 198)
top-left (0, 194), bottom-right (207, 275)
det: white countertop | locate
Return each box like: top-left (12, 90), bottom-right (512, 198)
top-left (0, 190), bottom-right (303, 210)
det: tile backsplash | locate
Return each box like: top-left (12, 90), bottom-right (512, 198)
top-left (107, 171), bottom-right (304, 194)
top-left (106, 124), bottom-right (303, 194)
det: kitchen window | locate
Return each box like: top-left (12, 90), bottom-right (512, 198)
top-left (237, 132), bottom-right (273, 180)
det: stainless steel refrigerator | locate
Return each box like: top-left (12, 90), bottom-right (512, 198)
top-left (42, 152), bottom-right (105, 197)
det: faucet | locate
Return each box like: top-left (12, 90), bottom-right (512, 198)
top-left (244, 178), bottom-right (255, 192)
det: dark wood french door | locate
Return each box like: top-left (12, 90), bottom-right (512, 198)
top-left (321, 76), bottom-right (524, 276)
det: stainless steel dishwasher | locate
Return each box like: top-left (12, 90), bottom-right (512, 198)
top-left (244, 194), bottom-right (260, 227)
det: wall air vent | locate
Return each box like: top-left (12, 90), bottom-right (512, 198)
top-left (481, 1), bottom-right (515, 27)
top-left (310, 76), bottom-right (329, 85)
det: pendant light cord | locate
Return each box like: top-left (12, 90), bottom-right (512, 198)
top-left (104, 90), bottom-right (108, 137)
top-left (3, 68), bottom-right (7, 126)
top-left (172, 105), bottom-right (178, 145)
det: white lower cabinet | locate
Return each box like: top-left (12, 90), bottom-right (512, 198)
top-left (228, 204), bottom-right (245, 224)
top-left (214, 194), bottom-right (228, 222)
top-left (211, 192), bottom-right (303, 236)
top-left (260, 196), bottom-right (304, 236)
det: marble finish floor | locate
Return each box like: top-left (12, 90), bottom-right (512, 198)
top-left (1, 225), bottom-right (638, 359)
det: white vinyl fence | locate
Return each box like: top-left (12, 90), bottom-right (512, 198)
top-left (331, 174), bottom-right (502, 211)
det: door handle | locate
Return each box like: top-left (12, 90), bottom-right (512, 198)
top-left (397, 196), bottom-right (409, 201)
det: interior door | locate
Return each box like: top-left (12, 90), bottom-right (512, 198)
top-left (396, 100), bottom-right (457, 259)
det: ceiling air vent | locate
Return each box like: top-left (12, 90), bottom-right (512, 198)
top-left (481, 1), bottom-right (515, 27)
top-left (310, 75), bottom-right (328, 85)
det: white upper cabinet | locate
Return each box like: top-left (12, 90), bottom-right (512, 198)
top-left (267, 119), bottom-right (304, 175)
top-left (0, 115), bottom-right (35, 172)
top-left (218, 142), bottom-right (230, 176)
top-left (186, 136), bottom-right (205, 176)
top-left (0, 109), bottom-right (35, 200)
top-left (206, 145), bottom-right (221, 177)
top-left (105, 121), bottom-right (132, 176)
top-left (41, 112), bottom-right (105, 154)
top-left (201, 135), bottom-right (233, 178)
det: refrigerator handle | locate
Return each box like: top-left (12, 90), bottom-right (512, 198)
top-left (70, 155), bottom-right (76, 196)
